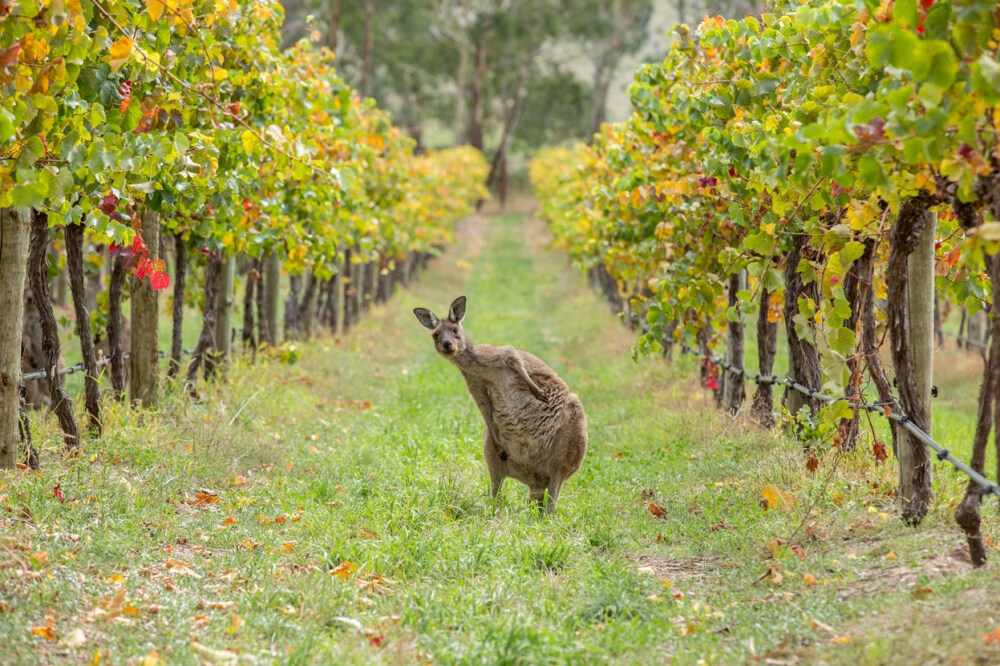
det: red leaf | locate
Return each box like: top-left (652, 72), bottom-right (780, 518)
top-left (873, 440), bottom-right (888, 466)
top-left (0, 44), bottom-right (20, 75)
top-left (132, 258), bottom-right (151, 280)
top-left (704, 375), bottom-right (719, 391)
top-left (52, 484), bottom-right (65, 503)
top-left (131, 233), bottom-right (147, 255)
top-left (150, 271), bottom-right (170, 291)
top-left (648, 503), bottom-right (666, 517)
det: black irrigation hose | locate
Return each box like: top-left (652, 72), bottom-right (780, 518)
top-left (688, 346), bottom-right (1000, 498)
top-left (21, 349), bottom-right (195, 382)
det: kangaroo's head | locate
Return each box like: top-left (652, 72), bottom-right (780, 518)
top-left (413, 296), bottom-right (468, 358)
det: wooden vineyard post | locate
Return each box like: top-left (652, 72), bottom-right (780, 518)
top-left (0, 208), bottom-right (30, 469)
top-left (130, 210), bottom-right (160, 407)
top-left (214, 253), bottom-right (235, 366)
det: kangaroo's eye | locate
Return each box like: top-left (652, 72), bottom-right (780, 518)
top-left (432, 332), bottom-right (439, 340)
top-left (452, 328), bottom-right (459, 334)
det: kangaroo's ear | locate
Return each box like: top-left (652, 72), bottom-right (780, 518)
top-left (448, 296), bottom-right (467, 323)
top-left (413, 308), bottom-right (439, 330)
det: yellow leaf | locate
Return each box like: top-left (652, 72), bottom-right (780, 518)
top-left (331, 561), bottom-right (357, 580)
top-left (803, 573), bottom-right (818, 586)
top-left (830, 635), bottom-right (852, 645)
top-left (31, 625), bottom-right (56, 640)
top-left (109, 37), bottom-right (133, 72)
top-left (209, 67), bottom-right (228, 81)
top-left (761, 485), bottom-right (795, 510)
top-left (147, 0), bottom-right (165, 20)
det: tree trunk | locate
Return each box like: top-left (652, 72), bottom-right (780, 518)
top-left (332, 257), bottom-right (344, 334)
top-left (169, 232), bottom-right (187, 379)
top-left (256, 257), bottom-right (268, 347)
top-left (955, 254), bottom-right (1000, 566)
top-left (485, 49), bottom-right (537, 195)
top-left (751, 287), bottom-right (777, 428)
top-left (285, 274), bottom-right (302, 339)
top-left (108, 250), bottom-right (128, 399)
top-left (886, 198), bottom-right (936, 525)
top-left (64, 221), bottom-right (101, 433)
top-left (857, 237), bottom-right (900, 457)
top-left (783, 234), bottom-right (823, 424)
top-left (242, 257), bottom-right (258, 359)
top-left (328, 0), bottom-right (341, 52)
top-left (18, 385), bottom-right (37, 469)
top-left (130, 210), bottom-right (160, 408)
top-left (301, 272), bottom-right (319, 339)
top-left (839, 245), bottom-right (866, 451)
top-left (263, 252), bottom-right (280, 346)
top-left (214, 253), bottom-right (235, 367)
top-left (28, 211), bottom-right (79, 450)
top-left (0, 208), bottom-right (30, 470)
top-left (360, 0), bottom-right (375, 98)
top-left (724, 272), bottom-right (746, 415)
top-left (454, 42), bottom-right (470, 144)
top-left (468, 36), bottom-right (487, 151)
top-left (187, 252), bottom-right (224, 385)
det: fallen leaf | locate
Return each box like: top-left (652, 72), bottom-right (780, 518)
top-left (806, 456), bottom-right (819, 473)
top-left (31, 625), bottom-right (56, 640)
top-left (885, 552), bottom-right (897, 560)
top-left (331, 561), bottom-right (357, 580)
top-left (231, 476), bottom-right (247, 487)
top-left (985, 628), bottom-right (1000, 645)
top-left (105, 587), bottom-right (126, 621)
top-left (648, 503), bottom-right (666, 517)
top-left (191, 614), bottom-right (210, 627)
top-left (761, 485), bottom-right (795, 510)
top-left (803, 573), bottom-right (818, 586)
top-left (830, 635), bottom-right (852, 645)
top-left (189, 642), bottom-right (237, 665)
top-left (165, 558), bottom-right (201, 578)
top-left (812, 618), bottom-right (834, 633)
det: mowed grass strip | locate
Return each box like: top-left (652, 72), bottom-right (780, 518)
top-left (1, 213), bottom-right (998, 665)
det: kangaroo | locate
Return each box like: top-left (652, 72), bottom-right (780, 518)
top-left (413, 296), bottom-right (587, 512)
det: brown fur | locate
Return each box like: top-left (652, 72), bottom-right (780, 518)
top-left (414, 296), bottom-right (587, 512)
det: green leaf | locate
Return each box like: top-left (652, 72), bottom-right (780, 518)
top-left (893, 0), bottom-right (918, 28)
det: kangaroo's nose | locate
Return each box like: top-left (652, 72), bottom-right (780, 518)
top-left (442, 341), bottom-right (454, 353)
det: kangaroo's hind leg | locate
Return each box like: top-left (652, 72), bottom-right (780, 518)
top-left (483, 428), bottom-right (506, 502)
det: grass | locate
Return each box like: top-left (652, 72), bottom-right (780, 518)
top-left (2, 213), bottom-right (999, 665)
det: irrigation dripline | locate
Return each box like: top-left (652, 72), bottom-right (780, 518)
top-left (687, 347), bottom-right (1000, 498)
top-left (22, 349), bottom-right (195, 382)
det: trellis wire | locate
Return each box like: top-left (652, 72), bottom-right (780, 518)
top-left (690, 347), bottom-right (1000, 498)
top-left (22, 349), bottom-right (194, 382)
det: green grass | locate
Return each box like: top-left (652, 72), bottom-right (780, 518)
top-left (2, 213), bottom-right (998, 665)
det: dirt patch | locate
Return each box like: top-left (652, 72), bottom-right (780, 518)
top-left (628, 552), bottom-right (726, 584)
top-left (837, 542), bottom-right (975, 601)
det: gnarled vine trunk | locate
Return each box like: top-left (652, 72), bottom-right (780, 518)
top-left (169, 232), bottom-right (187, 380)
top-left (783, 234), bottom-right (823, 425)
top-left (187, 252), bottom-right (224, 385)
top-left (751, 287), bottom-right (778, 428)
top-left (65, 221), bottom-right (102, 432)
top-left (28, 210), bottom-right (79, 450)
top-left (108, 251), bottom-right (128, 399)
top-left (856, 237), bottom-right (899, 457)
top-left (723, 272), bottom-right (746, 415)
